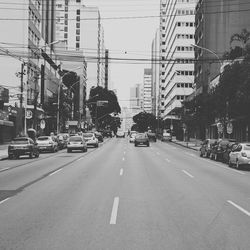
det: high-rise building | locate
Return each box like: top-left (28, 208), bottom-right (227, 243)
top-left (151, 29), bottom-right (160, 117)
top-left (195, 0), bottom-right (250, 94)
top-left (0, 0), bottom-right (61, 137)
top-left (55, 1), bottom-right (105, 98)
top-left (143, 69), bottom-right (152, 113)
top-left (130, 84), bottom-right (142, 111)
top-left (160, 0), bottom-right (196, 125)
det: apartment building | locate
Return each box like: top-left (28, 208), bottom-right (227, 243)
top-left (160, 0), bottom-right (197, 126)
top-left (143, 69), bottom-right (152, 113)
top-left (195, 0), bottom-right (250, 94)
top-left (0, 0), bottom-right (62, 137)
top-left (151, 29), bottom-right (160, 117)
top-left (56, 1), bottom-right (105, 98)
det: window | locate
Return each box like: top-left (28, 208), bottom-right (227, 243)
top-left (76, 42), bottom-right (80, 49)
top-left (64, 33), bottom-right (68, 38)
top-left (77, 9), bottom-right (80, 15)
top-left (76, 0), bottom-right (81, 2)
top-left (76, 16), bottom-right (80, 21)
top-left (76, 36), bottom-right (80, 41)
top-left (76, 22), bottom-right (80, 28)
top-left (76, 29), bottom-right (80, 35)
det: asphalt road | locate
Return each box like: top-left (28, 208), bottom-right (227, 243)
top-left (0, 138), bottom-right (249, 250)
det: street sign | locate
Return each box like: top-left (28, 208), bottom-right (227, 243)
top-left (217, 122), bottom-right (223, 133)
top-left (40, 119), bottom-right (45, 129)
top-left (227, 122), bottom-right (233, 134)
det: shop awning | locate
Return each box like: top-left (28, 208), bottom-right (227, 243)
top-left (0, 120), bottom-right (14, 126)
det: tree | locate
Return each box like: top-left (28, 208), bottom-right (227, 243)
top-left (133, 112), bottom-right (157, 132)
top-left (87, 86), bottom-right (121, 131)
top-left (224, 28), bottom-right (250, 60)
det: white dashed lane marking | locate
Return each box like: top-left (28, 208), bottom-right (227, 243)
top-left (182, 170), bottom-right (194, 178)
top-left (110, 197), bottom-right (120, 224)
top-left (227, 200), bottom-right (250, 217)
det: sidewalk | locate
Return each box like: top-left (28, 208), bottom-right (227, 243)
top-left (0, 143), bottom-right (9, 161)
top-left (171, 137), bottom-right (201, 151)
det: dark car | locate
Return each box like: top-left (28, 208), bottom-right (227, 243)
top-left (8, 137), bottom-right (40, 159)
top-left (147, 132), bottom-right (157, 142)
top-left (200, 139), bottom-right (217, 158)
top-left (95, 131), bottom-right (104, 142)
top-left (102, 129), bottom-right (113, 138)
top-left (134, 133), bottom-right (150, 147)
top-left (210, 139), bottom-right (236, 161)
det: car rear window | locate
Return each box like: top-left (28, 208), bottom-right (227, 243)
top-left (82, 133), bottom-right (93, 137)
top-left (37, 137), bottom-right (49, 141)
top-left (69, 137), bottom-right (82, 142)
top-left (136, 134), bottom-right (147, 139)
top-left (12, 138), bottom-right (29, 144)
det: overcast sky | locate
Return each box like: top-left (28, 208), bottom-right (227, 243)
top-left (83, 0), bottom-right (160, 107)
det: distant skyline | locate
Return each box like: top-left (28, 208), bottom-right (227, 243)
top-left (83, 0), bottom-right (160, 108)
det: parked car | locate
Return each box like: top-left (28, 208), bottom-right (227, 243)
top-left (82, 132), bottom-right (99, 148)
top-left (200, 139), bottom-right (217, 158)
top-left (95, 131), bottom-right (104, 142)
top-left (161, 132), bottom-right (172, 142)
top-left (36, 136), bottom-right (58, 153)
top-left (147, 131), bottom-right (157, 142)
top-left (229, 142), bottom-right (250, 169)
top-left (102, 129), bottom-right (113, 138)
top-left (116, 130), bottom-right (125, 138)
top-left (134, 133), bottom-right (150, 147)
top-left (67, 135), bottom-right (87, 153)
top-left (8, 137), bottom-right (39, 159)
top-left (210, 139), bottom-right (236, 161)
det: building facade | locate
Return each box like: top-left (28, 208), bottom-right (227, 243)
top-left (143, 68), bottom-right (152, 113)
top-left (151, 29), bottom-right (160, 117)
top-left (56, 2), bottom-right (105, 98)
top-left (195, 0), bottom-right (250, 94)
top-left (160, 0), bottom-right (196, 129)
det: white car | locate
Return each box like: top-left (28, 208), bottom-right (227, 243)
top-left (229, 143), bottom-right (250, 169)
top-left (67, 135), bottom-right (87, 153)
top-left (36, 136), bottom-right (58, 153)
top-left (116, 130), bottom-right (125, 138)
top-left (82, 132), bottom-right (99, 148)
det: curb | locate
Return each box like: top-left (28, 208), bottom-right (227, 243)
top-left (171, 140), bottom-right (200, 151)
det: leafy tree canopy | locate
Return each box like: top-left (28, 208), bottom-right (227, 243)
top-left (132, 112), bottom-right (157, 132)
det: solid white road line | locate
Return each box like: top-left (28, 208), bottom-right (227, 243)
top-left (185, 152), bottom-right (195, 157)
top-left (165, 158), bottom-right (171, 163)
top-left (49, 169), bottom-right (62, 176)
top-left (122, 157), bottom-right (125, 161)
top-left (182, 170), bottom-right (194, 178)
top-left (227, 200), bottom-right (250, 217)
top-left (110, 197), bottom-right (120, 224)
top-left (120, 168), bottom-right (124, 176)
top-left (0, 198), bottom-right (10, 205)
top-left (124, 151), bottom-right (126, 155)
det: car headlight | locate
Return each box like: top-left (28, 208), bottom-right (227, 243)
top-left (241, 152), bottom-right (247, 157)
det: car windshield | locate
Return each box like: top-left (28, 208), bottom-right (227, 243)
top-left (82, 133), bottom-right (93, 138)
top-left (69, 137), bottom-right (82, 142)
top-left (37, 137), bottom-right (50, 141)
top-left (12, 138), bottom-right (29, 144)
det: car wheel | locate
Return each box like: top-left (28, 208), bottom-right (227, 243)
top-left (29, 152), bottom-right (33, 159)
top-left (200, 151), bottom-right (203, 157)
top-left (36, 152), bottom-right (39, 158)
top-left (67, 149), bottom-right (71, 153)
top-left (8, 154), bottom-right (13, 159)
top-left (228, 159), bottom-right (232, 167)
top-left (147, 143), bottom-right (150, 147)
top-left (134, 143), bottom-right (137, 147)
